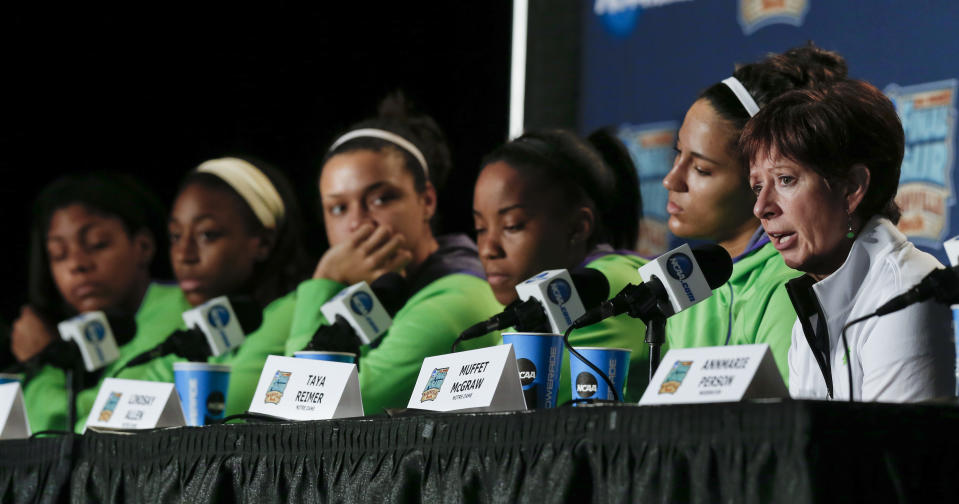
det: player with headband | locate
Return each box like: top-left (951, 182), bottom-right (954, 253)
top-left (662, 44), bottom-right (848, 382)
top-left (69, 156), bottom-right (310, 430)
top-left (285, 93), bottom-right (501, 414)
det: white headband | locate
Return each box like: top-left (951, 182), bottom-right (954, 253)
top-left (196, 157), bottom-right (286, 230)
top-left (721, 77), bottom-right (760, 117)
top-left (329, 128), bottom-right (429, 177)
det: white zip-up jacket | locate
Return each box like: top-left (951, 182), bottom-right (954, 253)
top-left (786, 216), bottom-right (955, 402)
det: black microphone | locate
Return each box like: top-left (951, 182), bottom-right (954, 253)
top-left (457, 268), bottom-right (611, 345)
top-left (875, 265), bottom-right (959, 316)
top-left (120, 296), bottom-right (262, 371)
top-left (305, 272), bottom-right (408, 352)
top-left (572, 244), bottom-right (732, 329)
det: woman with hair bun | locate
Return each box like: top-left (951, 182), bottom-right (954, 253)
top-left (472, 128), bottom-right (652, 402)
top-left (72, 156), bottom-right (311, 428)
top-left (662, 44), bottom-right (848, 381)
top-left (285, 94), bottom-right (501, 414)
top-left (13, 172), bottom-right (188, 432)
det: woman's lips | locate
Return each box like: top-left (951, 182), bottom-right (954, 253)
top-left (486, 273), bottom-right (514, 289)
top-left (178, 278), bottom-right (203, 292)
top-left (71, 283), bottom-right (102, 299)
top-left (768, 231), bottom-right (797, 251)
top-left (667, 201), bottom-right (683, 215)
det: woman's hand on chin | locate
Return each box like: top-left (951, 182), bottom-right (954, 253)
top-left (313, 223), bottom-right (412, 285)
top-left (11, 305), bottom-right (56, 362)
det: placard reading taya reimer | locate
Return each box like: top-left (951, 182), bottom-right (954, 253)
top-left (249, 355), bottom-right (363, 421)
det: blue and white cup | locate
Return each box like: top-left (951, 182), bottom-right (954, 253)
top-left (0, 373), bottom-right (21, 385)
top-left (503, 332), bottom-right (564, 408)
top-left (173, 362), bottom-right (231, 426)
top-left (570, 347), bottom-right (631, 402)
top-left (293, 351), bottom-right (357, 363)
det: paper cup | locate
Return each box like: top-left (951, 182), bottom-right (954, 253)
top-left (569, 347), bottom-right (631, 402)
top-left (293, 351), bottom-right (357, 363)
top-left (0, 373), bottom-right (20, 385)
top-left (503, 332), bottom-right (564, 408)
top-left (173, 362), bottom-right (231, 426)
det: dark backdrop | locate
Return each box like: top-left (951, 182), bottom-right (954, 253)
top-left (0, 4), bottom-right (512, 322)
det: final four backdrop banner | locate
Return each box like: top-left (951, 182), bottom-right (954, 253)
top-left (580, 0), bottom-right (959, 260)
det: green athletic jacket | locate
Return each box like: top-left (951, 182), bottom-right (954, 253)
top-left (285, 234), bottom-right (502, 415)
top-left (22, 282), bottom-right (190, 433)
top-left (130, 291), bottom-right (297, 420)
top-left (664, 235), bottom-right (800, 383)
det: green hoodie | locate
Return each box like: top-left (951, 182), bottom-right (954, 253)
top-left (664, 240), bottom-right (800, 382)
top-left (130, 291), bottom-right (298, 420)
top-left (285, 235), bottom-right (502, 414)
top-left (22, 282), bottom-right (190, 433)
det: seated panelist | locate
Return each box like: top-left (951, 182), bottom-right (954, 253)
top-left (743, 79), bottom-right (956, 402)
top-left (284, 94), bottom-right (502, 414)
top-left (472, 129), bottom-right (652, 402)
top-left (662, 44), bottom-right (849, 383)
top-left (13, 172), bottom-right (186, 432)
top-left (73, 156), bottom-right (311, 426)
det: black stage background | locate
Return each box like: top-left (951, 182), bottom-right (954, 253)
top-left (0, 3), bottom-right (512, 323)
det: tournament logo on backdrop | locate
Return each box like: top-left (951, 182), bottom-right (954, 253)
top-left (617, 121), bottom-right (678, 256)
top-left (420, 367), bottom-right (449, 402)
top-left (264, 371), bottom-right (291, 404)
top-left (594, 0), bottom-right (692, 37)
top-left (738, 0), bottom-right (809, 35)
top-left (658, 360), bottom-right (693, 394)
top-left (98, 391), bottom-right (123, 421)
top-left (886, 79), bottom-right (957, 247)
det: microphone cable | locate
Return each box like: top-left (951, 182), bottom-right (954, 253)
top-left (562, 324), bottom-right (620, 402)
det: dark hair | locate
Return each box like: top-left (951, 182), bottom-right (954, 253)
top-left (587, 127), bottom-right (642, 248)
top-left (481, 129), bottom-right (637, 250)
top-left (700, 43), bottom-right (848, 158)
top-left (322, 92), bottom-right (453, 195)
top-left (28, 172), bottom-right (167, 320)
top-left (739, 79), bottom-right (904, 224)
top-left (178, 157), bottom-right (310, 307)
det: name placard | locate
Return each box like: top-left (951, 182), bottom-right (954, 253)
top-left (639, 344), bottom-right (787, 405)
top-left (84, 378), bottom-right (186, 432)
top-left (0, 383), bottom-right (30, 439)
top-left (248, 355), bottom-right (363, 420)
top-left (407, 344), bottom-right (526, 413)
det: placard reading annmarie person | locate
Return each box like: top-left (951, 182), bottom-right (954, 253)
top-left (639, 344), bottom-right (787, 405)
top-left (408, 344), bottom-right (526, 413)
top-left (248, 355), bottom-right (362, 420)
top-left (84, 378), bottom-right (186, 432)
top-left (0, 382), bottom-right (30, 439)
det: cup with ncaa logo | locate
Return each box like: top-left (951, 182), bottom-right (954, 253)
top-left (502, 332), bottom-right (564, 408)
top-left (0, 373), bottom-right (21, 385)
top-left (570, 347), bottom-right (630, 402)
top-left (173, 362), bottom-right (231, 426)
top-left (293, 351), bottom-right (357, 364)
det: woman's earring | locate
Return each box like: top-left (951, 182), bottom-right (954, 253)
top-left (846, 215), bottom-right (855, 239)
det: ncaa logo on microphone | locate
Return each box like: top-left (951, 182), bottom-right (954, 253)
top-left (207, 305), bottom-right (231, 328)
top-left (666, 253), bottom-right (697, 302)
top-left (349, 292), bottom-right (374, 316)
top-left (83, 321), bottom-right (106, 343)
top-left (546, 278), bottom-right (575, 325)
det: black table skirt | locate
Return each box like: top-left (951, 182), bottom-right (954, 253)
top-left (3, 400), bottom-right (959, 503)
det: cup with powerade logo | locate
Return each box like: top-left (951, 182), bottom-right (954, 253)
top-left (173, 362), bottom-right (230, 426)
top-left (293, 351), bottom-right (357, 364)
top-left (570, 347), bottom-right (630, 402)
top-left (502, 332), bottom-right (564, 408)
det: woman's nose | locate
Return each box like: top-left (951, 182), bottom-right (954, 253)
top-left (753, 186), bottom-right (780, 220)
top-left (662, 156), bottom-right (688, 192)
